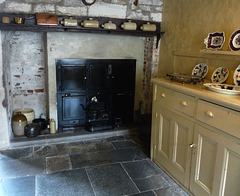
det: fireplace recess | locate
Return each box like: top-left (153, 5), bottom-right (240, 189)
top-left (56, 59), bottom-right (136, 131)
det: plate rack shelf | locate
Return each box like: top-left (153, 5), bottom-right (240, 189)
top-left (173, 50), bottom-right (240, 61)
top-left (0, 13), bottom-right (164, 47)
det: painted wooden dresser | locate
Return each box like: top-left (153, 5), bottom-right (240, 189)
top-left (151, 78), bottom-right (240, 196)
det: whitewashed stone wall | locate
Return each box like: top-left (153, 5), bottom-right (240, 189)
top-left (0, 0), bottom-right (163, 149)
top-left (0, 0), bottom-right (163, 22)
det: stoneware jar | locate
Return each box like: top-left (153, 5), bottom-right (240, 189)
top-left (121, 20), bottom-right (137, 30)
top-left (81, 18), bottom-right (99, 28)
top-left (140, 23), bottom-right (157, 32)
top-left (101, 21), bottom-right (116, 30)
top-left (12, 112), bottom-right (27, 136)
top-left (61, 17), bottom-right (78, 27)
top-left (14, 108), bottom-right (35, 124)
top-left (24, 123), bottom-right (40, 138)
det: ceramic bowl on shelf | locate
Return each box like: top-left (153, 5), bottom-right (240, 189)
top-left (204, 32), bottom-right (225, 50)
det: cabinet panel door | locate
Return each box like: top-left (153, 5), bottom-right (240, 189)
top-left (219, 139), bottom-right (240, 196)
top-left (190, 124), bottom-right (222, 196)
top-left (170, 115), bottom-right (194, 188)
top-left (153, 106), bottom-right (193, 188)
top-left (154, 106), bottom-right (172, 172)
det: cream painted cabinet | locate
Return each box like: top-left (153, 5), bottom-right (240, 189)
top-left (190, 124), bottom-right (240, 196)
top-left (151, 80), bottom-right (240, 196)
top-left (190, 124), bottom-right (223, 196)
top-left (151, 85), bottom-right (194, 188)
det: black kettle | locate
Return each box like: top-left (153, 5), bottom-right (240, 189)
top-left (32, 114), bottom-right (47, 131)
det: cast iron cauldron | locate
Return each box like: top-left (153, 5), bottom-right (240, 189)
top-left (32, 114), bottom-right (47, 131)
top-left (24, 123), bottom-right (40, 138)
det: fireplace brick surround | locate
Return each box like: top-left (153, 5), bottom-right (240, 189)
top-left (0, 0), bottom-right (162, 149)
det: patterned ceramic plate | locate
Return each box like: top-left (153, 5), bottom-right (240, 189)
top-left (204, 32), bottom-right (225, 49)
top-left (192, 63), bottom-right (208, 78)
top-left (211, 67), bottom-right (229, 83)
top-left (204, 83), bottom-right (240, 95)
top-left (229, 30), bottom-right (240, 51)
top-left (233, 64), bottom-right (240, 86)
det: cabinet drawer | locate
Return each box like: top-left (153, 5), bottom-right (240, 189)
top-left (156, 86), bottom-right (196, 117)
top-left (196, 100), bottom-right (240, 139)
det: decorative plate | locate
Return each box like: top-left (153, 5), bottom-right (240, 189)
top-left (211, 67), bottom-right (229, 83)
top-left (204, 32), bottom-right (225, 49)
top-left (192, 63), bottom-right (208, 78)
top-left (204, 83), bottom-right (240, 95)
top-left (233, 64), bottom-right (240, 86)
top-left (229, 30), bottom-right (240, 51)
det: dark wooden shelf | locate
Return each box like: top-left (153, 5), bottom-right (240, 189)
top-left (0, 13), bottom-right (164, 46)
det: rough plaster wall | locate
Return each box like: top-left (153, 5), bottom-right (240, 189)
top-left (158, 0), bottom-right (240, 81)
top-left (46, 32), bottom-right (144, 128)
top-left (0, 32), bottom-right (10, 149)
top-left (7, 31), bottom-right (46, 119)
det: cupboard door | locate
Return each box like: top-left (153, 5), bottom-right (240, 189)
top-left (169, 114), bottom-right (193, 188)
top-left (219, 138), bottom-right (240, 196)
top-left (153, 106), bottom-right (193, 188)
top-left (190, 124), bottom-right (222, 196)
top-left (154, 106), bottom-right (172, 172)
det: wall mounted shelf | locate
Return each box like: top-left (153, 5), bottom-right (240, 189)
top-left (173, 50), bottom-right (240, 61)
top-left (0, 13), bottom-right (164, 47)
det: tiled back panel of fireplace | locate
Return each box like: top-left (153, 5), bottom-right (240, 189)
top-left (56, 59), bottom-right (136, 130)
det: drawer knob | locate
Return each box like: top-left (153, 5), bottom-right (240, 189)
top-left (189, 143), bottom-right (196, 148)
top-left (181, 101), bottom-right (188, 106)
top-left (161, 93), bottom-right (166, 98)
top-left (205, 110), bottom-right (214, 117)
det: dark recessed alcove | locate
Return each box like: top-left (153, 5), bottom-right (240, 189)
top-left (56, 59), bottom-right (136, 131)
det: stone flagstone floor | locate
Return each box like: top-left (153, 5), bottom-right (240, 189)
top-left (0, 132), bottom-right (189, 196)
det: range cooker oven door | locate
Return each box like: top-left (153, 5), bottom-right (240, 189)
top-left (57, 64), bottom-right (86, 92)
top-left (57, 93), bottom-right (86, 130)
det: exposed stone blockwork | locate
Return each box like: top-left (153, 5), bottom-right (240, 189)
top-left (141, 37), bottom-right (159, 114)
top-left (0, 0), bottom-right (163, 22)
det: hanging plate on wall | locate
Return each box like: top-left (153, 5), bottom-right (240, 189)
top-left (229, 29), bottom-right (240, 51)
top-left (204, 32), bottom-right (225, 49)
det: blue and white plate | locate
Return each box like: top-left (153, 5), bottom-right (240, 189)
top-left (211, 67), bottom-right (229, 83)
top-left (192, 63), bottom-right (208, 78)
top-left (233, 65), bottom-right (240, 86)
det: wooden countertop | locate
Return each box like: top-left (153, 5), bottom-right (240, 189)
top-left (151, 77), bottom-right (240, 112)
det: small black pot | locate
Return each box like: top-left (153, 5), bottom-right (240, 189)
top-left (32, 117), bottom-right (47, 131)
top-left (24, 123), bottom-right (40, 138)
